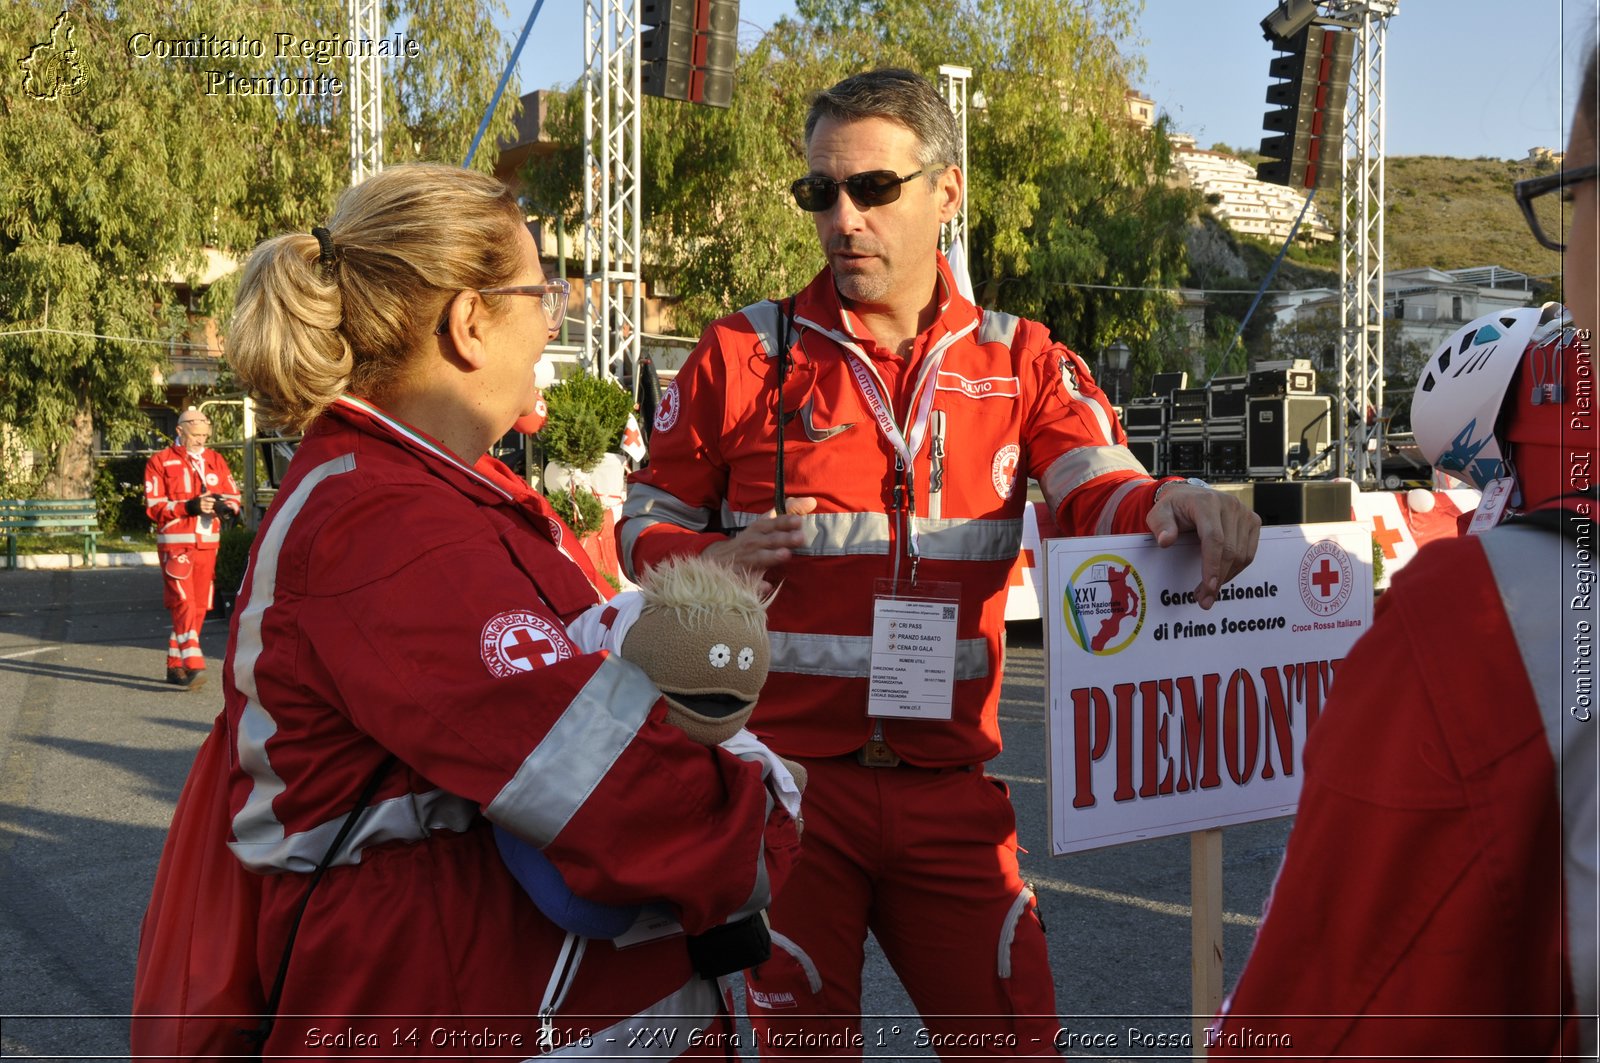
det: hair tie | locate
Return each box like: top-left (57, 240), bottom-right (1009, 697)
top-left (312, 225), bottom-right (337, 277)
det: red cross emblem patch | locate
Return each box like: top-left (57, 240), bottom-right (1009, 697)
top-left (480, 611), bottom-right (574, 678)
top-left (1298, 540), bottom-right (1354, 618)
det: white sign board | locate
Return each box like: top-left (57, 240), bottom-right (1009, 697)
top-left (1043, 524), bottom-right (1373, 855)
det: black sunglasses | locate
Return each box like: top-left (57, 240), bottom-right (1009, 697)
top-left (1513, 162), bottom-right (1599, 252)
top-left (790, 167), bottom-right (932, 213)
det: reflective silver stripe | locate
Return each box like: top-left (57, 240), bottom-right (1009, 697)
top-left (1056, 351), bottom-right (1117, 444)
top-left (485, 655), bottom-right (660, 846)
top-left (915, 516), bottom-right (1022, 562)
top-left (1039, 445), bottom-right (1150, 515)
top-left (767, 931), bottom-right (823, 995)
top-left (722, 506), bottom-right (891, 557)
top-left (976, 309), bottom-right (1020, 348)
top-left (542, 975), bottom-right (721, 1058)
top-left (1481, 520), bottom-right (1599, 1051)
top-left (1095, 477), bottom-right (1152, 536)
top-left (770, 631), bottom-right (988, 680)
top-left (730, 788), bottom-right (775, 921)
top-left (997, 885), bottom-right (1036, 978)
top-left (231, 788), bottom-right (478, 873)
top-left (157, 533), bottom-right (197, 544)
top-left (231, 453), bottom-right (358, 857)
top-left (619, 484), bottom-right (715, 580)
top-left (740, 299), bottom-right (784, 359)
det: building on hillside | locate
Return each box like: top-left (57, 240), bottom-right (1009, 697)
top-left (1125, 89), bottom-right (1156, 129)
top-left (1264, 265), bottom-right (1537, 373)
top-left (1170, 139), bottom-right (1335, 245)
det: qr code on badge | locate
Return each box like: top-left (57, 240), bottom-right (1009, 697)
top-left (942, 606), bottom-right (956, 620)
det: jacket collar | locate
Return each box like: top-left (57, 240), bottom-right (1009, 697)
top-left (792, 249), bottom-right (979, 357)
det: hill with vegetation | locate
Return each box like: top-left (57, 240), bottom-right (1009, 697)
top-left (1383, 155), bottom-right (1564, 281)
top-left (1202, 148), bottom-right (1564, 285)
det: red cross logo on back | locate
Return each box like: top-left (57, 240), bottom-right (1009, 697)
top-left (481, 610), bottom-right (574, 678)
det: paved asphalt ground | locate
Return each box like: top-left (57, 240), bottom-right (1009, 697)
top-left (0, 566), bottom-right (1291, 1061)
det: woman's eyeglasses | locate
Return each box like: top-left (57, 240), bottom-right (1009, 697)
top-left (434, 279), bottom-right (571, 339)
top-left (790, 168), bottom-right (932, 213)
top-left (1513, 163), bottom-right (1599, 252)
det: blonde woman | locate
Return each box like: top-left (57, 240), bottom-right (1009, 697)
top-left (210, 163), bottom-right (796, 1054)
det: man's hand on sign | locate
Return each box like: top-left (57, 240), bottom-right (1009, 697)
top-left (1146, 484), bottom-right (1261, 610)
top-left (702, 496), bottom-right (817, 584)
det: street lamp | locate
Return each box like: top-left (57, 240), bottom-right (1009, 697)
top-left (1103, 340), bottom-right (1131, 406)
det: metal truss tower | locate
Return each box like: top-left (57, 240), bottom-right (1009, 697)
top-left (582, 0), bottom-right (643, 383)
top-left (1327, 0), bottom-right (1397, 485)
top-left (938, 64), bottom-right (972, 256)
top-left (347, 0), bottom-right (384, 182)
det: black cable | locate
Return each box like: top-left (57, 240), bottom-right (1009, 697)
top-left (774, 298), bottom-right (793, 515)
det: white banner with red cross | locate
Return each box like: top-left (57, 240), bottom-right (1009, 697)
top-left (1041, 523), bottom-right (1374, 855)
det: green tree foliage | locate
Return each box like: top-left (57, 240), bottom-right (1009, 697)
top-left (0, 1), bottom-right (518, 497)
top-left (523, 0), bottom-right (1200, 361)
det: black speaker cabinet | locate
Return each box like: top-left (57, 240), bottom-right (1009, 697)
top-left (1126, 436), bottom-right (1163, 476)
top-left (1208, 376), bottom-right (1249, 420)
top-left (1252, 480), bottom-right (1352, 526)
top-left (1123, 401), bottom-right (1167, 432)
top-left (1207, 436), bottom-right (1246, 479)
top-left (1171, 388), bottom-right (1208, 423)
top-left (1169, 437), bottom-right (1207, 477)
top-left (1247, 396), bottom-right (1332, 476)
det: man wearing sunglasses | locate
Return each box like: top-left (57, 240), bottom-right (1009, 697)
top-left (620, 67), bottom-right (1260, 1052)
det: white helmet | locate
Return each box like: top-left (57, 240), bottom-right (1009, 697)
top-left (1411, 302), bottom-right (1572, 490)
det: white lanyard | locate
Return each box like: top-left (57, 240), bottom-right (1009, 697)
top-left (794, 315), bottom-right (977, 559)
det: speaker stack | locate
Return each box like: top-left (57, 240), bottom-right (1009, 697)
top-left (1114, 360), bottom-right (1336, 486)
top-left (1123, 399), bottom-right (1167, 477)
top-left (1166, 387), bottom-right (1208, 477)
top-left (1205, 375), bottom-right (1248, 481)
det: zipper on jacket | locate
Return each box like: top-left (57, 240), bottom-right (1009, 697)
top-left (929, 409), bottom-right (946, 521)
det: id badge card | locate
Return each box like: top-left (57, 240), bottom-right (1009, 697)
top-left (867, 579), bottom-right (960, 720)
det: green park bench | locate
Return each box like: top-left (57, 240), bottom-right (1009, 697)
top-left (1, 498), bottom-right (100, 570)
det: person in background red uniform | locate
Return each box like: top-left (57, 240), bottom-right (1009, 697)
top-left (143, 406), bottom-right (241, 689)
top-left (619, 67), bottom-right (1260, 1054)
top-left (1212, 41), bottom-right (1599, 1059)
top-left (152, 162), bottom-right (798, 1056)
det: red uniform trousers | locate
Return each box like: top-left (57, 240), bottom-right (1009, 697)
top-left (746, 757), bottom-right (1058, 1058)
top-left (160, 548), bottom-right (216, 672)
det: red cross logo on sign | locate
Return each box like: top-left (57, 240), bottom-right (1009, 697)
top-left (481, 611), bottom-right (574, 678)
top-left (1298, 540), bottom-right (1354, 617)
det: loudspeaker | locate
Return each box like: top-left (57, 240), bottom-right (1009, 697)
top-left (1123, 401), bottom-right (1167, 431)
top-left (1127, 436), bottom-right (1162, 476)
top-left (1207, 436), bottom-right (1246, 479)
top-left (1252, 480), bottom-right (1352, 526)
top-left (1169, 437), bottom-right (1207, 477)
top-left (1208, 376), bottom-right (1249, 419)
top-left (1247, 395), bottom-right (1332, 476)
top-left (1171, 388), bottom-right (1208, 423)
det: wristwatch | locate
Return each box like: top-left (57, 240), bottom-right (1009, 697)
top-left (1153, 476), bottom-right (1209, 503)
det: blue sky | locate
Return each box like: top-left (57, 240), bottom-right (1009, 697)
top-left (497, 0), bottom-right (1599, 160)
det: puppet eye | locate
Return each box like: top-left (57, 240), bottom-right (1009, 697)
top-left (737, 647), bottom-right (755, 670)
top-left (708, 644), bottom-right (731, 668)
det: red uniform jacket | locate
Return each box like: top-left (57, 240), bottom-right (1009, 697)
top-left (223, 397), bottom-right (798, 1051)
top-left (144, 444), bottom-right (241, 552)
top-left (620, 256), bottom-right (1163, 766)
top-left (1213, 520), bottom-right (1597, 1059)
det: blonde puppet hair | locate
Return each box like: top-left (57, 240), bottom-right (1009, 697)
top-left (633, 555), bottom-right (771, 629)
